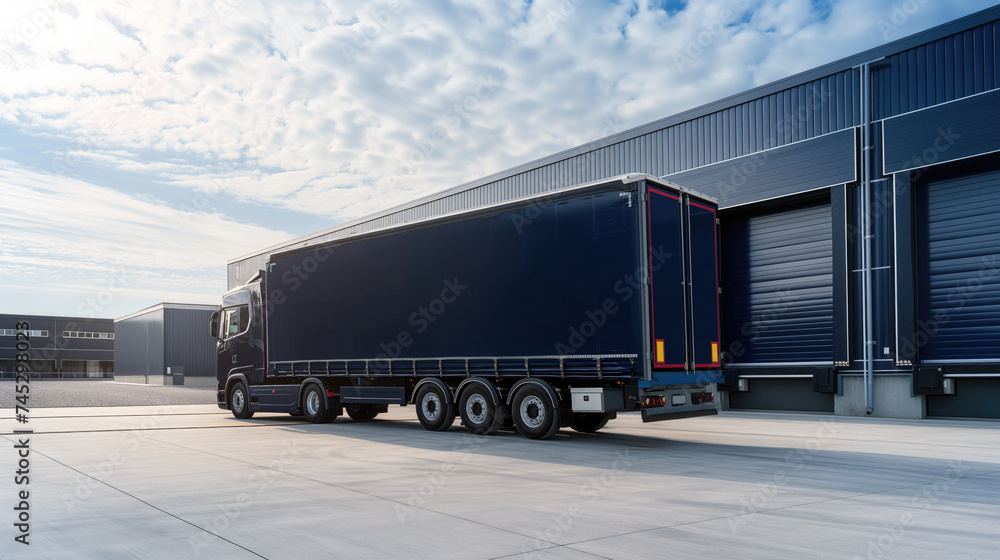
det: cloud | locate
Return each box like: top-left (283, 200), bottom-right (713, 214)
top-left (3, 0), bottom-right (995, 223)
top-left (0, 159), bottom-right (292, 315)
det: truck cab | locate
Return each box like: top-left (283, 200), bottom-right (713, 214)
top-left (213, 277), bottom-right (266, 416)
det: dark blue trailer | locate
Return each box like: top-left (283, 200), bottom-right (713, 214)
top-left (213, 174), bottom-right (723, 439)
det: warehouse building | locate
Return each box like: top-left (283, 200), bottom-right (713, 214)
top-left (227, 7), bottom-right (1000, 419)
top-left (0, 314), bottom-right (114, 378)
top-left (114, 303), bottom-right (219, 387)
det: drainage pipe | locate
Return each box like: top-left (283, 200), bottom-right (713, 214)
top-left (859, 60), bottom-right (882, 415)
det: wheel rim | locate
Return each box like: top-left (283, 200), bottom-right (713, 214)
top-left (520, 395), bottom-right (545, 429)
top-left (306, 391), bottom-right (321, 416)
top-left (232, 389), bottom-right (245, 413)
top-left (422, 392), bottom-right (441, 421)
top-left (466, 393), bottom-right (488, 425)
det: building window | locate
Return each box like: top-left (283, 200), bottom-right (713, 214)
top-left (62, 331), bottom-right (114, 339)
top-left (1, 329), bottom-right (47, 337)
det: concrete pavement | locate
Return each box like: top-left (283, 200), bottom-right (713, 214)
top-left (1, 406), bottom-right (997, 559)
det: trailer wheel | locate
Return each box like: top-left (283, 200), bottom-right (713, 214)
top-left (302, 385), bottom-right (337, 424)
top-left (512, 385), bottom-right (560, 440)
top-left (229, 382), bottom-right (254, 419)
top-left (415, 383), bottom-right (455, 431)
top-left (345, 403), bottom-right (380, 421)
top-left (570, 412), bottom-right (610, 434)
top-left (459, 384), bottom-right (505, 435)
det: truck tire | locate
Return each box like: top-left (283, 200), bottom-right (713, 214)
top-left (415, 383), bottom-right (455, 431)
top-left (229, 382), bottom-right (254, 419)
top-left (345, 403), bottom-right (380, 421)
top-left (302, 385), bottom-right (337, 424)
top-left (459, 384), bottom-right (504, 435)
top-left (511, 385), bottom-right (560, 440)
top-left (570, 412), bottom-right (609, 434)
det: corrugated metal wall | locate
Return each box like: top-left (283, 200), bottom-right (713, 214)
top-left (114, 309), bottom-right (164, 377)
top-left (882, 87), bottom-right (1000, 173)
top-left (665, 128), bottom-right (856, 207)
top-left (163, 308), bottom-right (217, 378)
top-left (872, 20), bottom-right (999, 121)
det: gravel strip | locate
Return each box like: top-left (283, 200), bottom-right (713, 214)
top-left (0, 380), bottom-right (216, 408)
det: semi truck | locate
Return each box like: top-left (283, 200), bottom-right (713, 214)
top-left (213, 174), bottom-right (723, 439)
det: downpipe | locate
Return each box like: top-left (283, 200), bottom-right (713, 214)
top-left (859, 60), bottom-right (881, 415)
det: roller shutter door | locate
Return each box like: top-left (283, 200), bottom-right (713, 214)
top-left (917, 168), bottom-right (1000, 362)
top-left (722, 200), bottom-right (834, 364)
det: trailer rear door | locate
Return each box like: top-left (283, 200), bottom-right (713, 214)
top-left (687, 200), bottom-right (721, 369)
top-left (647, 187), bottom-right (688, 369)
top-left (646, 183), bottom-right (720, 371)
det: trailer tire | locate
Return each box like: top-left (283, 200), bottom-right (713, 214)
top-left (415, 383), bottom-right (455, 431)
top-left (303, 385), bottom-right (337, 424)
top-left (345, 403), bottom-right (380, 421)
top-left (570, 412), bottom-right (609, 434)
top-left (459, 384), bottom-right (505, 435)
top-left (512, 385), bottom-right (560, 440)
top-left (229, 382), bottom-right (254, 419)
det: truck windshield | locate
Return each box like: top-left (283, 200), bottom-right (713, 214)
top-left (223, 305), bottom-right (249, 338)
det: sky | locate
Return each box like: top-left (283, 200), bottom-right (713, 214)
top-left (0, 0), bottom-right (995, 319)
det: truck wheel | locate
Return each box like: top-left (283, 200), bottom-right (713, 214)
top-left (415, 383), bottom-right (455, 431)
top-left (303, 385), bottom-right (337, 424)
top-left (459, 384), bottom-right (504, 435)
top-left (570, 412), bottom-right (609, 434)
top-left (229, 382), bottom-right (254, 419)
top-left (512, 385), bottom-right (560, 440)
top-left (345, 403), bottom-right (380, 421)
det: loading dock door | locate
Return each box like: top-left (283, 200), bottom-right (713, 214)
top-left (721, 200), bottom-right (834, 364)
top-left (916, 168), bottom-right (1000, 361)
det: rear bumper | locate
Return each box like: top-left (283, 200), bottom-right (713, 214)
top-left (641, 406), bottom-right (717, 423)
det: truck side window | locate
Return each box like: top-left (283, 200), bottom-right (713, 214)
top-left (223, 305), bottom-right (250, 338)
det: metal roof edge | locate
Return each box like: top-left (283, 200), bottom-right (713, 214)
top-left (115, 302), bottom-right (219, 322)
top-left (0, 313), bottom-right (114, 323)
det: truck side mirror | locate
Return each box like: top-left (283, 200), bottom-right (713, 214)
top-left (210, 311), bottom-right (219, 339)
